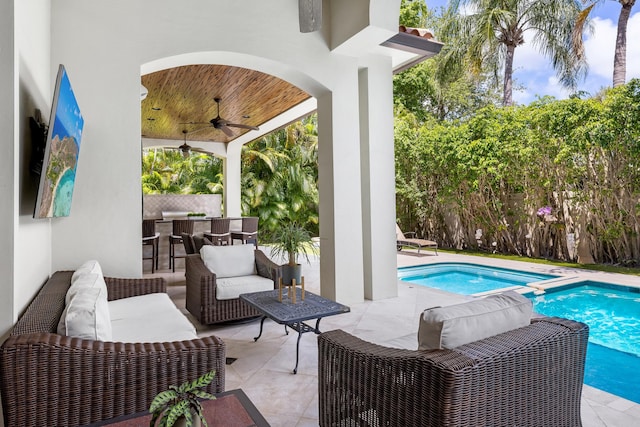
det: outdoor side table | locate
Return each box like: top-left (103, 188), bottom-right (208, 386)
top-left (239, 288), bottom-right (350, 374)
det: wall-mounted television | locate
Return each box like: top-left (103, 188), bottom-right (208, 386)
top-left (34, 64), bottom-right (84, 218)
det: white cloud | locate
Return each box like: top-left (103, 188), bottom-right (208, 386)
top-left (510, 11), bottom-right (640, 102)
top-left (584, 17), bottom-right (618, 79)
top-left (584, 14), bottom-right (640, 80)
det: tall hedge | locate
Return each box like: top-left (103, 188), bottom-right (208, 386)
top-left (396, 81), bottom-right (640, 266)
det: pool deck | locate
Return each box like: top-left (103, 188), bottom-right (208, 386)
top-left (397, 250), bottom-right (640, 427)
top-left (156, 248), bottom-right (640, 426)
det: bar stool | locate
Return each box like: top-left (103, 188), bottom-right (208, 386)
top-left (169, 219), bottom-right (194, 272)
top-left (142, 219), bottom-right (159, 273)
top-left (231, 216), bottom-right (259, 248)
top-left (204, 217), bottom-right (231, 245)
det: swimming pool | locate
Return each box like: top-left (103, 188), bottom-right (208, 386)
top-left (528, 282), bottom-right (640, 403)
top-left (398, 262), bottom-right (558, 295)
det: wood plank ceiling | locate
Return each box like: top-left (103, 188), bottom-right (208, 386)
top-left (141, 64), bottom-right (311, 143)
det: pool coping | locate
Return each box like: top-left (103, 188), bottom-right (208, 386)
top-left (398, 258), bottom-right (640, 297)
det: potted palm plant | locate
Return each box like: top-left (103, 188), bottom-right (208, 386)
top-left (270, 221), bottom-right (318, 285)
top-left (149, 370), bottom-right (216, 427)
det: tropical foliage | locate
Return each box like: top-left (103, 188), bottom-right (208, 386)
top-left (141, 149), bottom-right (223, 195)
top-left (240, 116), bottom-right (319, 239)
top-left (395, 80), bottom-right (640, 266)
top-left (141, 117), bottom-right (320, 242)
top-left (149, 369), bottom-right (216, 427)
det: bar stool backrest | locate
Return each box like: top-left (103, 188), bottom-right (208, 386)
top-left (210, 217), bottom-right (231, 235)
top-left (142, 219), bottom-right (156, 238)
top-left (242, 216), bottom-right (259, 233)
top-left (172, 219), bottom-right (194, 237)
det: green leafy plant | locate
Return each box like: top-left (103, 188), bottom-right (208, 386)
top-left (270, 221), bottom-right (318, 266)
top-left (149, 370), bottom-right (216, 427)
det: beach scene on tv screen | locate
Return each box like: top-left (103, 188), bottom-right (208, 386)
top-left (35, 68), bottom-right (84, 218)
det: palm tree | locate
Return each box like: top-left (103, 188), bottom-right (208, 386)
top-left (575, 0), bottom-right (636, 87)
top-left (240, 116), bottom-right (319, 237)
top-left (446, 0), bottom-right (589, 106)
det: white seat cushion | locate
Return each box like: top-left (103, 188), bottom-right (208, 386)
top-left (200, 244), bottom-right (256, 278)
top-left (418, 290), bottom-right (532, 350)
top-left (108, 293), bottom-right (197, 342)
top-left (63, 286), bottom-right (112, 341)
top-left (216, 275), bottom-right (274, 300)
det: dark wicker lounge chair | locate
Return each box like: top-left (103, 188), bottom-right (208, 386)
top-left (0, 271), bottom-right (226, 427)
top-left (185, 251), bottom-right (282, 324)
top-left (318, 317), bottom-right (589, 427)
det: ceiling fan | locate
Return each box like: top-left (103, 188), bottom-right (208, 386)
top-left (183, 97), bottom-right (259, 138)
top-left (173, 130), bottom-right (213, 158)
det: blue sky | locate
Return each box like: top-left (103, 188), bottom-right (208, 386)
top-left (424, 0), bottom-right (640, 104)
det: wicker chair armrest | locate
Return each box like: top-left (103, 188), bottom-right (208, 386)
top-left (0, 333), bottom-right (225, 427)
top-left (255, 249), bottom-right (282, 284)
top-left (185, 254), bottom-right (217, 308)
top-left (319, 317), bottom-right (588, 427)
top-left (105, 276), bottom-right (167, 301)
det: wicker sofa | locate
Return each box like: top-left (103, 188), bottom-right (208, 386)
top-left (185, 249), bottom-right (282, 324)
top-left (0, 271), bottom-right (226, 427)
top-left (318, 316), bottom-right (589, 427)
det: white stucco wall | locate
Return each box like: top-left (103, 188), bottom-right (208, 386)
top-left (15, 0), bottom-right (54, 322)
top-left (0, 0), bottom-right (16, 340)
top-left (18, 0), bottom-right (401, 304)
top-left (0, 0), bottom-right (53, 339)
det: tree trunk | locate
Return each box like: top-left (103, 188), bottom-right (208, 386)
top-left (613, 1), bottom-right (634, 87)
top-left (503, 44), bottom-right (516, 106)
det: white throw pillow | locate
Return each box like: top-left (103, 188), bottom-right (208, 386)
top-left (71, 260), bottom-right (103, 284)
top-left (65, 272), bottom-right (107, 305)
top-left (417, 291), bottom-right (532, 350)
top-left (200, 244), bottom-right (256, 278)
top-left (63, 286), bottom-right (112, 341)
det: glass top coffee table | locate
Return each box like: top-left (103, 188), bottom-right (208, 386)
top-left (240, 288), bottom-right (350, 374)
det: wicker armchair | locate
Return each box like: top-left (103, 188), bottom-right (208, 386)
top-left (0, 271), bottom-right (226, 427)
top-left (318, 317), bottom-right (589, 427)
top-left (185, 251), bottom-right (282, 324)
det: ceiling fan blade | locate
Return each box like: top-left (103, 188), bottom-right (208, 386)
top-left (226, 123), bottom-right (260, 131)
top-left (220, 125), bottom-right (234, 137)
top-left (187, 126), bottom-right (213, 135)
top-left (299, 0), bottom-right (322, 33)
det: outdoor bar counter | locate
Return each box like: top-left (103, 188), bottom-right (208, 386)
top-left (144, 216), bottom-right (243, 271)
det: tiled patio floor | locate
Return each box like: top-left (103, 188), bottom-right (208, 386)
top-left (152, 249), bottom-right (640, 427)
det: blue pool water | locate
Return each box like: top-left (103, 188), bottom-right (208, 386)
top-left (398, 263), bottom-right (557, 295)
top-left (528, 282), bottom-right (640, 403)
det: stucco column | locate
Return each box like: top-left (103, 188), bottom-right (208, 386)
top-left (359, 56), bottom-right (398, 300)
top-left (317, 67), bottom-right (365, 305)
top-left (0, 0), bottom-right (15, 339)
top-left (224, 142), bottom-right (242, 217)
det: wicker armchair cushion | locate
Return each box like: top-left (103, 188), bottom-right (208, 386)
top-left (418, 290), bottom-right (532, 350)
top-left (216, 275), bottom-right (275, 300)
top-left (63, 286), bottom-right (112, 341)
top-left (200, 244), bottom-right (257, 278)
